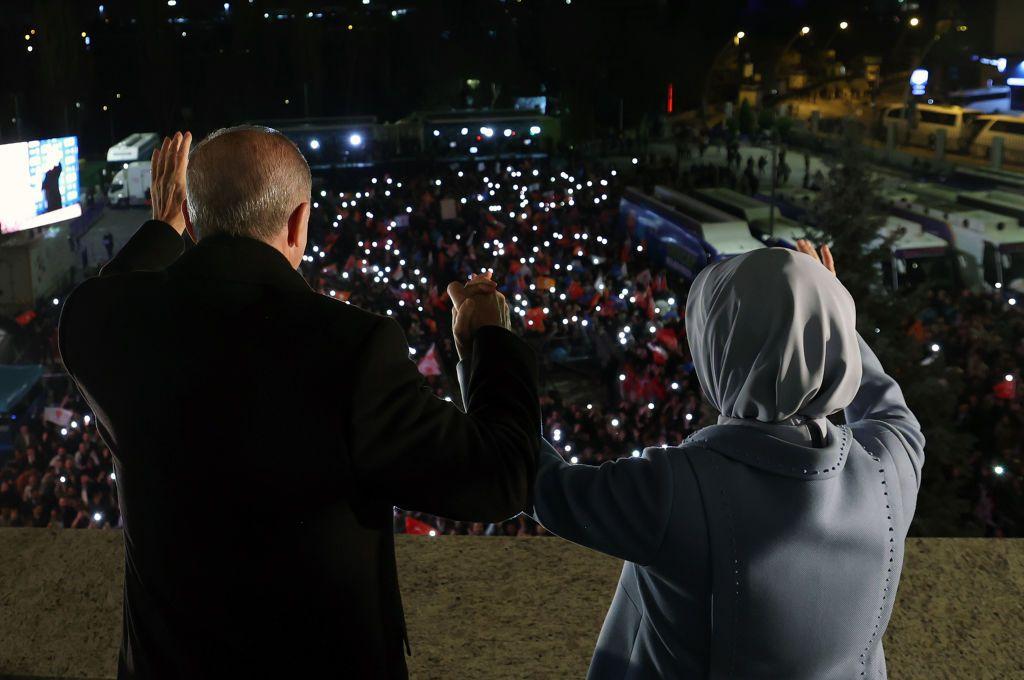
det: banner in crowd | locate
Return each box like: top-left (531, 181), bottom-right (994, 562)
top-left (43, 406), bottom-right (74, 427)
top-left (417, 344), bottom-right (441, 376)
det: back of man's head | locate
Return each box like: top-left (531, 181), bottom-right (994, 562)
top-left (186, 126), bottom-right (311, 242)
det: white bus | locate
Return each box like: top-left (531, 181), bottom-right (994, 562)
top-left (106, 132), bottom-right (159, 164)
top-left (880, 103), bottom-right (982, 149)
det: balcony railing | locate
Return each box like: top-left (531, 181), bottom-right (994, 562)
top-left (0, 530), bottom-right (1020, 679)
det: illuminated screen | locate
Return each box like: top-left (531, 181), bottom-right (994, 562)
top-left (0, 136), bottom-right (82, 235)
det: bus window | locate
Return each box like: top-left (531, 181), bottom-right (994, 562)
top-left (965, 119), bottom-right (988, 143)
top-left (1002, 250), bottom-right (1024, 285)
top-left (898, 254), bottom-right (960, 290)
top-left (983, 242), bottom-right (1001, 286)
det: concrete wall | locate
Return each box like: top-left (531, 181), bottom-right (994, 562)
top-left (1, 530), bottom-right (1021, 679)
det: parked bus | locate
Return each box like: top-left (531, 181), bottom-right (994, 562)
top-left (692, 187), bottom-right (779, 223)
top-left (881, 187), bottom-right (1024, 296)
top-left (875, 216), bottom-right (960, 291)
top-left (619, 189), bottom-right (710, 281)
top-left (651, 186), bottom-right (765, 259)
top-left (761, 185), bottom-right (962, 290)
top-left (957, 190), bottom-right (1024, 224)
top-left (106, 132), bottom-right (159, 164)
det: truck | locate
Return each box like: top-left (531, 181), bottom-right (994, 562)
top-left (107, 161), bottom-right (152, 207)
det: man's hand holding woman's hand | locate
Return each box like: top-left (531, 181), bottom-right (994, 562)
top-left (447, 273), bottom-right (511, 361)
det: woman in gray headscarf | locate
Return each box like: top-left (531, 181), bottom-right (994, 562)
top-left (527, 243), bottom-right (925, 679)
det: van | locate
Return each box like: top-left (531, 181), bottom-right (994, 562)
top-left (880, 103), bottom-right (982, 149)
top-left (964, 114), bottom-right (1024, 164)
top-left (107, 161), bottom-right (152, 207)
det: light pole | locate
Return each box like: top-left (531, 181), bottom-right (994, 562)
top-left (899, 20), bottom-right (953, 135)
top-left (890, 15), bottom-right (922, 63)
top-left (702, 31), bottom-right (746, 119)
top-left (772, 25), bottom-right (811, 95)
top-left (821, 20), bottom-right (849, 54)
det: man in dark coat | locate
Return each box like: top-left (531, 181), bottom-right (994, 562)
top-left (58, 129), bottom-right (540, 679)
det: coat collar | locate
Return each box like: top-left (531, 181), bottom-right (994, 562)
top-left (168, 234), bottom-right (311, 293)
top-left (682, 420), bottom-right (853, 480)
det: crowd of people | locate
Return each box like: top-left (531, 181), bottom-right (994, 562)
top-left (908, 287), bottom-right (1024, 536)
top-left (0, 149), bottom-right (1020, 537)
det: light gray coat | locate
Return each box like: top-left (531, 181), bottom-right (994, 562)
top-left (531, 335), bottom-right (924, 679)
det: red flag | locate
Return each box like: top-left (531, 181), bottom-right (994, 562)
top-left (993, 380), bottom-right (1017, 401)
top-left (655, 328), bottom-right (679, 352)
top-left (525, 307), bottom-right (547, 333)
top-left (647, 342), bottom-right (669, 365)
top-left (405, 516), bottom-right (435, 535)
top-left (417, 344), bottom-right (442, 377)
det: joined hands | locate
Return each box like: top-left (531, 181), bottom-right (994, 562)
top-left (447, 273), bottom-right (511, 361)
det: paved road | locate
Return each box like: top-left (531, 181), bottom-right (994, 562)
top-left (75, 207), bottom-right (150, 270)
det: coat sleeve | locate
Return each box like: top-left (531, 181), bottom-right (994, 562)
top-left (844, 333), bottom-right (926, 519)
top-left (529, 440), bottom-right (674, 565)
top-left (99, 220), bottom-right (190, 276)
top-left (348, 318), bottom-right (540, 522)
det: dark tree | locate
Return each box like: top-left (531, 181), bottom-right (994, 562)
top-left (810, 125), bottom-right (979, 537)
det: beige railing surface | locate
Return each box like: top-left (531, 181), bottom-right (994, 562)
top-left (1, 530), bottom-right (1021, 679)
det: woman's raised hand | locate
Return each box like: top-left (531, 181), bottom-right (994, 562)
top-left (796, 239), bottom-right (836, 277)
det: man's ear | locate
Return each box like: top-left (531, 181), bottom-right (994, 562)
top-left (287, 202), bottom-right (310, 248)
top-left (181, 199), bottom-right (195, 242)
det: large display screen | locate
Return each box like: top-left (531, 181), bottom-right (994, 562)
top-left (0, 136), bottom-right (82, 235)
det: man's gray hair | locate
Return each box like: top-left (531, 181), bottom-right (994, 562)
top-left (186, 125), bottom-right (311, 241)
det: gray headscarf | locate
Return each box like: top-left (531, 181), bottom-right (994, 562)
top-left (685, 248), bottom-right (862, 433)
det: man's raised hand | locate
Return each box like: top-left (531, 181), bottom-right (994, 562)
top-left (447, 273), bottom-right (511, 361)
top-left (151, 131), bottom-right (192, 237)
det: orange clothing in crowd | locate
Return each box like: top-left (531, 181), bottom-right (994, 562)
top-left (525, 307), bottom-right (547, 333)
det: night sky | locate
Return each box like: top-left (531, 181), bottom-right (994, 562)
top-left (0, 0), bottom-right (993, 154)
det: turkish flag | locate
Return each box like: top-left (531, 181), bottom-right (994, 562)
top-left (15, 310), bottom-right (36, 326)
top-left (647, 342), bottom-right (669, 365)
top-left (656, 328), bottom-right (679, 352)
top-left (525, 307), bottom-right (547, 333)
top-left (993, 380), bottom-right (1017, 401)
top-left (405, 516), bottom-right (435, 535)
top-left (417, 344), bottom-right (442, 377)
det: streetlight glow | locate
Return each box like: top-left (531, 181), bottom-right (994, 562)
top-left (839, 21), bottom-right (849, 30)
top-left (800, 26), bottom-right (811, 35)
top-left (909, 17), bottom-right (920, 27)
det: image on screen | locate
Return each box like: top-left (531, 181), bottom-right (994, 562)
top-left (0, 136), bottom-right (82, 235)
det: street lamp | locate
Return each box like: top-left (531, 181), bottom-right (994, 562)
top-left (823, 20), bottom-right (850, 52)
top-left (702, 31), bottom-right (747, 116)
top-left (890, 15), bottom-right (924, 71)
top-left (898, 21), bottom-right (952, 136)
top-left (772, 26), bottom-right (812, 94)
